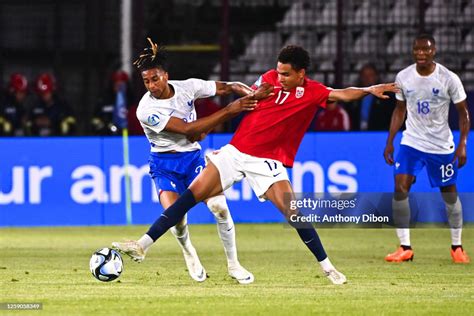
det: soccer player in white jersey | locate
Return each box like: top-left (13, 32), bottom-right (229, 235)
top-left (383, 34), bottom-right (471, 263)
top-left (113, 39), bottom-right (271, 283)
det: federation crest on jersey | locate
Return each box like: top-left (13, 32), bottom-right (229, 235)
top-left (432, 88), bottom-right (440, 96)
top-left (147, 114), bottom-right (160, 126)
top-left (296, 86), bottom-right (305, 98)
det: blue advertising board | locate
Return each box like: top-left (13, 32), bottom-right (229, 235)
top-left (1, 132), bottom-right (473, 226)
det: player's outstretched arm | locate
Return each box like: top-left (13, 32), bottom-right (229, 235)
top-left (215, 81), bottom-right (253, 96)
top-left (453, 100), bottom-right (470, 168)
top-left (328, 83), bottom-right (400, 102)
top-left (215, 81), bottom-right (274, 100)
top-left (164, 95), bottom-right (257, 136)
top-left (383, 100), bottom-right (407, 165)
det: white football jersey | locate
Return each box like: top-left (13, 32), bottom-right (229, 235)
top-left (136, 79), bottom-right (216, 152)
top-left (395, 63), bottom-right (466, 154)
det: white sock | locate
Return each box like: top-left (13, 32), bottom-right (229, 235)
top-left (450, 229), bottom-right (462, 246)
top-left (393, 198), bottom-right (411, 246)
top-left (170, 218), bottom-right (195, 255)
top-left (207, 195), bottom-right (239, 267)
top-left (445, 197), bottom-right (463, 245)
top-left (319, 257), bottom-right (335, 272)
top-left (396, 229), bottom-right (411, 246)
top-left (138, 234), bottom-right (154, 252)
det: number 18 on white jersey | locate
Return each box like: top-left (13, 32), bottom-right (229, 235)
top-left (395, 63), bottom-right (467, 154)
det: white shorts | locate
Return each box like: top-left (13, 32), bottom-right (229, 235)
top-left (206, 144), bottom-right (289, 201)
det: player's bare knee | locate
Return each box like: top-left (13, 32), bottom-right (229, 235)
top-left (189, 185), bottom-right (207, 202)
top-left (442, 194), bottom-right (458, 205)
top-left (441, 185), bottom-right (458, 204)
top-left (394, 183), bottom-right (410, 199)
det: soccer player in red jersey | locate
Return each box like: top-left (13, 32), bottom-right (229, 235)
top-left (113, 45), bottom-right (399, 285)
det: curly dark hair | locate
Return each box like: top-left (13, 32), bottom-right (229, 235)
top-left (133, 38), bottom-right (168, 72)
top-left (277, 45), bottom-right (311, 71)
top-left (414, 33), bottom-right (436, 45)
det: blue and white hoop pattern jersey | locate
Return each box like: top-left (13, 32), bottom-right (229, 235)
top-left (395, 63), bottom-right (467, 154)
top-left (136, 79), bottom-right (216, 152)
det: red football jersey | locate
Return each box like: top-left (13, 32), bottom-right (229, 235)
top-left (230, 69), bottom-right (330, 167)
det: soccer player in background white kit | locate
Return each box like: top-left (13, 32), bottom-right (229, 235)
top-left (114, 38), bottom-right (268, 283)
top-left (383, 34), bottom-right (471, 263)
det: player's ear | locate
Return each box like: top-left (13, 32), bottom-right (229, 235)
top-left (298, 68), bottom-right (306, 79)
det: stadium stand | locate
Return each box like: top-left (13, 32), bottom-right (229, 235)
top-left (347, 0), bottom-right (376, 26)
top-left (277, 1), bottom-right (321, 28)
top-left (384, 0), bottom-right (417, 25)
top-left (1, 0), bottom-right (472, 133)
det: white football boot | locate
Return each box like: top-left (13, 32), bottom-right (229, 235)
top-left (228, 264), bottom-right (255, 284)
top-left (182, 245), bottom-right (207, 282)
top-left (111, 240), bottom-right (146, 263)
top-left (324, 269), bottom-right (347, 285)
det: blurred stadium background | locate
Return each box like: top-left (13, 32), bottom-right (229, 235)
top-left (1, 2), bottom-right (473, 314)
top-left (1, 0), bottom-right (473, 134)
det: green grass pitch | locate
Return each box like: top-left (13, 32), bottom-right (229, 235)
top-left (1, 225), bottom-right (473, 315)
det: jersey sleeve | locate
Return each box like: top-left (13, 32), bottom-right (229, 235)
top-left (186, 78), bottom-right (217, 99)
top-left (311, 83), bottom-right (331, 109)
top-left (395, 73), bottom-right (405, 101)
top-left (447, 72), bottom-right (467, 104)
top-left (250, 76), bottom-right (262, 90)
top-left (251, 70), bottom-right (275, 90)
top-left (136, 106), bottom-right (171, 134)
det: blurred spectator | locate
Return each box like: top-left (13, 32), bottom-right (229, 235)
top-left (91, 70), bottom-right (142, 135)
top-left (195, 97), bottom-right (225, 133)
top-left (345, 63), bottom-right (395, 130)
top-left (312, 100), bottom-right (351, 131)
top-left (26, 73), bottom-right (76, 136)
top-left (0, 73), bottom-right (31, 136)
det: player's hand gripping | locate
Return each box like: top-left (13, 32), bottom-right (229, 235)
top-left (384, 143), bottom-right (395, 165)
top-left (367, 83), bottom-right (400, 99)
top-left (249, 82), bottom-right (274, 100)
top-left (453, 142), bottom-right (467, 168)
top-left (226, 95), bottom-right (258, 115)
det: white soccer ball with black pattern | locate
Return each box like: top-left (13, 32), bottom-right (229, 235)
top-left (89, 248), bottom-right (123, 282)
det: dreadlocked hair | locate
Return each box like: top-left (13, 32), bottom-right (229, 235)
top-left (133, 38), bottom-right (168, 72)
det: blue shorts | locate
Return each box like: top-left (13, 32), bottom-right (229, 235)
top-left (394, 145), bottom-right (457, 188)
top-left (148, 150), bottom-right (205, 198)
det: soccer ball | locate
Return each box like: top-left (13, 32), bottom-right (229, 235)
top-left (89, 248), bottom-right (123, 282)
